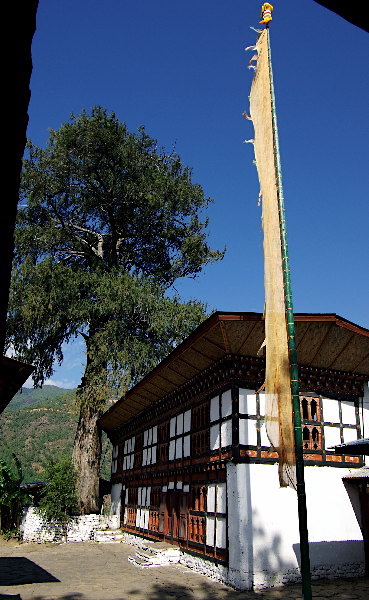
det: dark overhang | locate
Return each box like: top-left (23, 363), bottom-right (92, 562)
top-left (0, 356), bottom-right (34, 413)
top-left (333, 439), bottom-right (369, 456)
top-left (314, 1), bottom-right (369, 33)
top-left (99, 312), bottom-right (369, 433)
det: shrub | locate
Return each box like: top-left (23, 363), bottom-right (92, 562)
top-left (37, 456), bottom-right (78, 539)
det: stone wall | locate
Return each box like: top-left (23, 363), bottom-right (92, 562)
top-left (20, 507), bottom-right (111, 542)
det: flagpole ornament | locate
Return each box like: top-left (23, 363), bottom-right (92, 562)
top-left (260, 3), bottom-right (274, 26)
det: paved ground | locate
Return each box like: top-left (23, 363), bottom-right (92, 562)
top-left (0, 540), bottom-right (368, 600)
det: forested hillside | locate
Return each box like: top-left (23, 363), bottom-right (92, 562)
top-left (0, 386), bottom-right (112, 483)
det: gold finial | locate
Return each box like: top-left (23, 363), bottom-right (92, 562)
top-left (260, 3), bottom-right (274, 26)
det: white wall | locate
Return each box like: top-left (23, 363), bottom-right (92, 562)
top-left (361, 382), bottom-right (369, 466)
top-left (21, 507), bottom-right (109, 542)
top-left (226, 462), bottom-right (365, 590)
top-left (110, 482), bottom-right (123, 530)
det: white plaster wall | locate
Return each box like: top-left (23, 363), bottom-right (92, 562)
top-left (341, 401), bottom-right (357, 425)
top-left (343, 427), bottom-right (358, 443)
top-left (361, 382), bottom-right (369, 466)
top-left (324, 425), bottom-right (341, 449)
top-left (226, 462), bottom-right (365, 590)
top-left (322, 397), bottom-right (340, 423)
top-left (21, 507), bottom-right (110, 542)
top-left (111, 483), bottom-right (122, 515)
top-left (110, 482), bottom-right (122, 529)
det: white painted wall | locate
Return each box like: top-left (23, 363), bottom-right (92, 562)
top-left (21, 507), bottom-right (110, 542)
top-left (226, 462), bottom-right (365, 590)
top-left (361, 382), bottom-right (369, 466)
top-left (110, 482), bottom-right (122, 529)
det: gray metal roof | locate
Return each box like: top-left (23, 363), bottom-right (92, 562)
top-left (333, 439), bottom-right (369, 456)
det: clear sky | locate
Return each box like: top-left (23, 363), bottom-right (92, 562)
top-left (24, 0), bottom-right (369, 389)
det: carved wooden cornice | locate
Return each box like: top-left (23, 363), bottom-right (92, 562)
top-left (111, 355), bottom-right (366, 443)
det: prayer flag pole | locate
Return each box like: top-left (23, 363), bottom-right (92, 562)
top-left (266, 29), bottom-right (313, 600)
top-left (247, 4), bottom-right (313, 598)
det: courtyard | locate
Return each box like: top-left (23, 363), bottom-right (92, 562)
top-left (0, 539), bottom-right (368, 600)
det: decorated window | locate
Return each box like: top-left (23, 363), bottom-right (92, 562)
top-left (169, 409), bottom-right (191, 460)
top-left (142, 426), bottom-right (157, 466)
top-left (157, 421), bottom-right (169, 463)
top-left (136, 486), bottom-right (151, 529)
top-left (111, 444), bottom-right (119, 474)
top-left (322, 396), bottom-right (359, 452)
top-left (122, 436), bottom-right (135, 471)
top-left (210, 390), bottom-right (233, 450)
top-left (192, 401), bottom-right (210, 455)
top-left (238, 389), bottom-right (269, 447)
top-left (206, 482), bottom-right (227, 550)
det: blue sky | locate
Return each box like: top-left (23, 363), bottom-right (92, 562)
top-left (24, 1), bottom-right (369, 389)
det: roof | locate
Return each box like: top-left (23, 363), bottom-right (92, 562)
top-left (0, 356), bottom-right (34, 413)
top-left (313, 1), bottom-right (369, 33)
top-left (342, 466), bottom-right (369, 481)
top-left (333, 439), bottom-right (369, 456)
top-left (99, 312), bottom-right (369, 432)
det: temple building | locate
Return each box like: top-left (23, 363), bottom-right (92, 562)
top-left (99, 312), bottom-right (369, 589)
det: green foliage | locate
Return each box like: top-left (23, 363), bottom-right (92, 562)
top-left (5, 385), bottom-right (75, 411)
top-left (37, 457), bottom-right (78, 533)
top-left (0, 454), bottom-right (23, 507)
top-left (0, 387), bottom-right (111, 483)
top-left (0, 454), bottom-right (27, 531)
top-left (1, 528), bottom-right (22, 541)
top-left (8, 107), bottom-right (221, 394)
top-left (7, 107), bottom-right (223, 510)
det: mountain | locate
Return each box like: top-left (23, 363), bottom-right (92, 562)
top-left (5, 384), bottom-right (73, 411)
top-left (0, 386), bottom-right (111, 483)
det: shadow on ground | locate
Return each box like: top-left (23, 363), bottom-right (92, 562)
top-left (0, 557), bottom-right (60, 586)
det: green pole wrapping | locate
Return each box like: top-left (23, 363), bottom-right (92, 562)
top-left (266, 29), bottom-right (313, 600)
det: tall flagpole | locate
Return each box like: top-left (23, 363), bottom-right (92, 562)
top-left (266, 24), bottom-right (313, 600)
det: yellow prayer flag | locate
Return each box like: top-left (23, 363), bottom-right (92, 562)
top-left (249, 30), bottom-right (296, 489)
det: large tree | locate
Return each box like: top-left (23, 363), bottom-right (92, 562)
top-left (7, 107), bottom-right (223, 514)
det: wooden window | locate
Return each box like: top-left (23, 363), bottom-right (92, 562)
top-left (192, 401), bottom-right (209, 430)
top-left (300, 396), bottom-right (322, 452)
top-left (206, 482), bottom-right (227, 550)
top-left (134, 433), bottom-right (143, 469)
top-left (192, 429), bottom-right (210, 455)
top-left (303, 425), bottom-right (322, 451)
top-left (122, 436), bottom-right (135, 471)
top-left (300, 396), bottom-right (321, 422)
top-left (169, 409), bottom-right (191, 460)
top-left (142, 426), bottom-right (158, 466)
top-left (136, 486), bottom-right (151, 529)
top-left (111, 444), bottom-right (119, 474)
top-left (157, 421), bottom-right (169, 464)
top-left (124, 487), bottom-right (138, 529)
top-left (210, 391), bottom-right (233, 451)
top-left (188, 485), bottom-right (206, 545)
top-left (322, 397), bottom-right (359, 453)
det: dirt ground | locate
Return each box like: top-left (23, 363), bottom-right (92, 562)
top-left (0, 539), bottom-right (368, 600)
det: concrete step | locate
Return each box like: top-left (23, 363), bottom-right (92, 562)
top-left (94, 529), bottom-right (125, 543)
top-left (128, 546), bottom-right (181, 568)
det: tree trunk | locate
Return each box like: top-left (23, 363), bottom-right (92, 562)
top-left (72, 402), bottom-right (102, 514)
top-left (72, 325), bottom-right (108, 514)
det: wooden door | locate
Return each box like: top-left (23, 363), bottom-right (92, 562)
top-left (179, 492), bottom-right (188, 539)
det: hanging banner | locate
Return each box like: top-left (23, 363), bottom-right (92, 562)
top-left (249, 30), bottom-right (296, 489)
